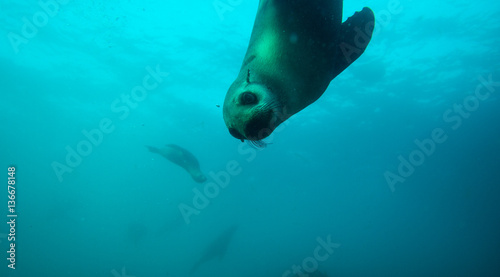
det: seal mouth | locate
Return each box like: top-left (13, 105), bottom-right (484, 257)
top-left (228, 128), bottom-right (246, 142)
top-left (226, 109), bottom-right (274, 142)
top-left (226, 98), bottom-right (284, 144)
top-left (244, 101), bottom-right (284, 141)
top-left (244, 109), bottom-right (274, 141)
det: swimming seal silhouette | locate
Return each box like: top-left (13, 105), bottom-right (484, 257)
top-left (146, 144), bottom-right (206, 183)
top-left (223, 0), bottom-right (375, 142)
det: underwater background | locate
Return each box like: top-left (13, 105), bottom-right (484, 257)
top-left (1, 0), bottom-right (500, 276)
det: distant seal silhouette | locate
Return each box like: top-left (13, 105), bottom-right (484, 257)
top-left (223, 0), bottom-right (375, 142)
top-left (190, 224), bottom-right (238, 274)
top-left (146, 144), bottom-right (207, 183)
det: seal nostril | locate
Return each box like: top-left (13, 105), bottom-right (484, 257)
top-left (228, 128), bottom-right (245, 141)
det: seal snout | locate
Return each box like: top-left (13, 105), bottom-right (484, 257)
top-left (244, 110), bottom-right (274, 141)
top-left (228, 128), bottom-right (246, 142)
top-left (227, 110), bottom-right (274, 142)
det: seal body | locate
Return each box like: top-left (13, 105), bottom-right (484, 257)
top-left (223, 0), bottom-right (375, 141)
top-left (146, 144), bottom-right (206, 183)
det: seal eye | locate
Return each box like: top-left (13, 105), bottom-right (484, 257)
top-left (241, 92), bottom-right (257, 105)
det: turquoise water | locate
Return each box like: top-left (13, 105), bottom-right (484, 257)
top-left (1, 0), bottom-right (500, 276)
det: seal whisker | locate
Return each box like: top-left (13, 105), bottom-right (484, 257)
top-left (247, 139), bottom-right (268, 149)
top-left (259, 100), bottom-right (281, 113)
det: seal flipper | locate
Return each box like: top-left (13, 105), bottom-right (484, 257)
top-left (332, 7), bottom-right (375, 78)
top-left (145, 145), bottom-right (160, 153)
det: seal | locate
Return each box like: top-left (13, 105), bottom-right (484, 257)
top-left (146, 144), bottom-right (207, 183)
top-left (190, 224), bottom-right (238, 274)
top-left (223, 0), bottom-right (375, 142)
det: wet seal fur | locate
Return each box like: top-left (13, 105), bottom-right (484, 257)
top-left (223, 0), bottom-right (375, 142)
top-left (146, 144), bottom-right (207, 183)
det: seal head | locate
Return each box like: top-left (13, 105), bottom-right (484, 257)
top-left (223, 70), bottom-right (286, 141)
